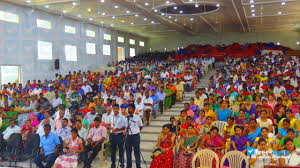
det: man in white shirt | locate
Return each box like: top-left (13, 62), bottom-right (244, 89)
top-left (125, 104), bottom-right (143, 168)
top-left (273, 81), bottom-right (286, 98)
top-left (81, 81), bottom-right (93, 95)
top-left (36, 112), bottom-right (55, 136)
top-left (142, 91), bottom-right (153, 126)
top-left (51, 93), bottom-right (62, 111)
top-left (184, 72), bottom-right (193, 92)
top-left (135, 97), bottom-right (144, 118)
top-left (32, 84), bottom-right (42, 95)
top-left (102, 107), bottom-right (113, 124)
top-left (3, 120), bottom-right (20, 140)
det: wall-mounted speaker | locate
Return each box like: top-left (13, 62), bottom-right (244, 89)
top-left (54, 59), bottom-right (59, 70)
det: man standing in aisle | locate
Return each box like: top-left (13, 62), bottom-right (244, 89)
top-left (106, 104), bottom-right (126, 168)
top-left (125, 104), bottom-right (143, 168)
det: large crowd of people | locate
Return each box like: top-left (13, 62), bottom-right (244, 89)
top-left (150, 53), bottom-right (300, 168)
top-left (0, 51), bottom-right (212, 168)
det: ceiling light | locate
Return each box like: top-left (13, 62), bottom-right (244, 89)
top-left (250, 0), bottom-right (254, 3)
top-left (100, 21), bottom-right (104, 23)
top-left (154, 9), bottom-right (158, 12)
top-left (110, 24), bottom-right (114, 27)
top-left (72, 2), bottom-right (77, 6)
top-left (216, 3), bottom-right (220, 7)
top-left (166, 1), bottom-right (170, 4)
top-left (251, 9), bottom-right (255, 12)
top-left (250, 4), bottom-right (255, 8)
top-left (100, 0), bottom-right (105, 2)
top-left (121, 20), bottom-right (125, 22)
top-left (277, 42), bottom-right (280, 45)
top-left (278, 11), bottom-right (282, 14)
top-left (145, 2), bottom-right (149, 6)
top-left (44, 5), bottom-right (49, 8)
top-left (114, 5), bottom-right (119, 8)
top-left (134, 14), bottom-right (139, 17)
top-left (179, 10), bottom-right (183, 13)
top-left (195, 4), bottom-right (199, 8)
top-left (112, 16), bottom-right (116, 19)
top-left (126, 10), bottom-right (130, 14)
top-left (190, 18), bottom-right (194, 20)
top-left (77, 14), bottom-right (82, 17)
top-left (173, 6), bottom-right (178, 10)
top-left (252, 13), bottom-right (255, 16)
top-left (168, 16), bottom-right (172, 18)
top-left (164, 48), bottom-right (167, 51)
top-left (88, 8), bottom-right (92, 12)
top-left (144, 17), bottom-right (147, 20)
top-left (62, 10), bottom-right (67, 14)
top-left (174, 19), bottom-right (177, 21)
top-left (281, 1), bottom-right (286, 5)
top-left (151, 21), bottom-right (155, 24)
top-left (89, 18), bottom-right (93, 21)
top-left (102, 12), bottom-right (106, 15)
top-left (26, 0), bottom-right (31, 3)
top-left (161, 13), bottom-right (165, 16)
top-left (189, 0), bottom-right (193, 2)
top-left (297, 41), bottom-right (300, 45)
top-left (131, 22), bottom-right (134, 25)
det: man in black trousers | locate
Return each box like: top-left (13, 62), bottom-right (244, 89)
top-left (125, 104), bottom-right (143, 168)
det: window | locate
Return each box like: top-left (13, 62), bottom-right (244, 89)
top-left (0, 11), bottom-right (19, 23)
top-left (86, 29), bottom-right (95, 37)
top-left (130, 48), bottom-right (135, 57)
top-left (103, 45), bottom-right (111, 55)
top-left (37, 40), bottom-right (52, 60)
top-left (139, 41), bottom-right (145, 47)
top-left (129, 39), bottom-right (135, 45)
top-left (65, 25), bottom-right (76, 34)
top-left (104, 34), bottom-right (111, 41)
top-left (118, 36), bottom-right (124, 43)
top-left (86, 42), bottom-right (96, 55)
top-left (65, 45), bottom-right (77, 61)
top-left (37, 19), bottom-right (51, 29)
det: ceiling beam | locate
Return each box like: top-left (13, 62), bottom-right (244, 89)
top-left (242, 0), bottom-right (296, 6)
top-left (110, 0), bottom-right (196, 35)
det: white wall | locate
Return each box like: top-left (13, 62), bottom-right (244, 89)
top-left (0, 1), bottom-right (148, 84)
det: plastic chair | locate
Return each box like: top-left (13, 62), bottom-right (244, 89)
top-left (229, 105), bottom-right (239, 113)
top-left (99, 136), bottom-right (109, 167)
top-left (212, 121), bottom-right (228, 137)
top-left (5, 133), bottom-right (22, 167)
top-left (22, 133), bottom-right (40, 168)
top-left (192, 149), bottom-right (220, 168)
top-left (220, 150), bottom-right (249, 168)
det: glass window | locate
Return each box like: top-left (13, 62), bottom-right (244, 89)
top-left (65, 45), bottom-right (77, 61)
top-left (65, 25), bottom-right (76, 34)
top-left (104, 34), bottom-right (111, 41)
top-left (129, 39), bottom-right (135, 45)
top-left (118, 36), bottom-right (124, 43)
top-left (37, 19), bottom-right (51, 29)
top-left (0, 11), bottom-right (19, 23)
top-left (86, 42), bottom-right (96, 55)
top-left (139, 41), bottom-right (145, 47)
top-left (103, 45), bottom-right (111, 55)
top-left (37, 40), bottom-right (52, 60)
top-left (130, 48), bottom-right (135, 57)
top-left (86, 29), bottom-right (95, 37)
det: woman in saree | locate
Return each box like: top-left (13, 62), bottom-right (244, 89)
top-left (164, 83), bottom-right (173, 109)
top-left (174, 125), bottom-right (199, 168)
top-left (53, 128), bottom-right (84, 168)
top-left (150, 124), bottom-right (176, 168)
top-left (200, 127), bottom-right (225, 162)
top-left (230, 126), bottom-right (250, 154)
top-left (244, 97), bottom-right (257, 119)
top-left (189, 98), bottom-right (200, 120)
top-left (234, 110), bottom-right (249, 126)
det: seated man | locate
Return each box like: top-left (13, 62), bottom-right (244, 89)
top-left (75, 120), bottom-right (88, 140)
top-left (55, 118), bottom-right (71, 141)
top-left (83, 117), bottom-right (107, 168)
top-left (34, 124), bottom-right (61, 168)
top-left (3, 119), bottom-right (20, 141)
top-left (278, 128), bottom-right (300, 150)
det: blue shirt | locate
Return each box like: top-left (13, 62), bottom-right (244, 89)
top-left (216, 108), bottom-right (232, 121)
top-left (40, 132), bottom-right (61, 156)
top-left (157, 91), bottom-right (166, 101)
top-left (150, 94), bottom-right (159, 104)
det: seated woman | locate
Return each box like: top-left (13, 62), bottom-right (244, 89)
top-left (279, 138), bottom-right (300, 166)
top-left (278, 110), bottom-right (300, 134)
top-left (22, 113), bottom-right (39, 130)
top-left (244, 119), bottom-right (261, 145)
top-left (194, 110), bottom-right (206, 127)
top-left (278, 128), bottom-right (300, 150)
top-left (250, 138), bottom-right (276, 168)
top-left (216, 101), bottom-right (232, 122)
top-left (150, 124), bottom-right (176, 168)
top-left (244, 97), bottom-right (257, 119)
top-left (189, 98), bottom-right (200, 120)
top-left (252, 127), bottom-right (276, 150)
top-left (234, 110), bottom-right (249, 126)
top-left (174, 125), bottom-right (199, 168)
top-left (230, 126), bottom-right (249, 154)
top-left (200, 127), bottom-right (225, 160)
top-left (199, 116), bottom-right (214, 138)
top-left (256, 110), bottom-right (274, 135)
top-left (20, 120), bottom-right (34, 141)
top-left (179, 116), bottom-right (197, 136)
top-left (53, 128), bottom-right (84, 168)
top-left (224, 117), bottom-right (236, 140)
